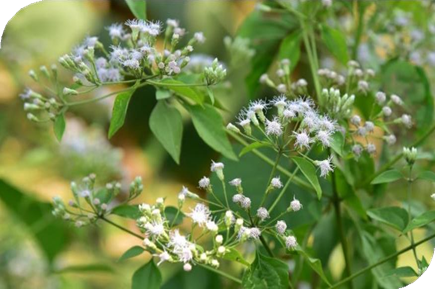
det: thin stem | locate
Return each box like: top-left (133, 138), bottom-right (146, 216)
top-left (407, 165), bottom-right (419, 267)
top-left (99, 216), bottom-right (143, 239)
top-left (268, 169), bottom-right (298, 214)
top-left (258, 152), bottom-right (282, 210)
top-left (352, 1), bottom-right (365, 60)
top-left (221, 180), bottom-right (230, 208)
top-left (329, 233), bottom-right (435, 289)
top-left (259, 235), bottom-right (274, 257)
top-left (198, 264), bottom-right (242, 284)
top-left (147, 79), bottom-right (209, 88)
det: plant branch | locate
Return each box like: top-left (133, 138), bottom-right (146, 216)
top-left (99, 216), bottom-right (143, 239)
top-left (198, 264), bottom-right (242, 284)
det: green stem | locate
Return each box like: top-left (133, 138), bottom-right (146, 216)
top-left (268, 168), bottom-right (298, 214)
top-left (221, 180), bottom-right (230, 208)
top-left (259, 235), bottom-right (274, 257)
top-left (329, 233), bottom-right (435, 289)
top-left (407, 165), bottom-right (419, 267)
top-left (147, 79), bottom-right (209, 87)
top-left (258, 153), bottom-right (282, 210)
top-left (198, 264), bottom-right (242, 284)
top-left (99, 216), bottom-right (143, 239)
top-left (351, 1), bottom-right (365, 60)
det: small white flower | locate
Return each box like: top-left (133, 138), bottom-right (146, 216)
top-left (232, 193), bottom-right (244, 203)
top-left (259, 73), bottom-right (269, 84)
top-left (166, 19), bottom-right (179, 28)
top-left (384, 134), bottom-right (396, 145)
top-left (357, 126), bottom-right (367, 137)
top-left (352, 144), bottom-right (363, 157)
top-left (322, 0), bottom-right (332, 7)
top-left (285, 235), bottom-right (297, 249)
top-left (350, 115), bottom-right (361, 126)
top-left (271, 177), bottom-right (283, 189)
top-left (250, 227), bottom-right (261, 239)
top-left (198, 177), bottom-right (210, 189)
top-left (294, 131), bottom-right (312, 149)
top-left (229, 178), bottom-right (242, 187)
top-left (187, 203), bottom-right (210, 227)
top-left (283, 109), bottom-right (296, 119)
top-left (296, 79), bottom-right (308, 87)
top-left (358, 80), bottom-right (369, 92)
top-left (183, 263), bottom-right (192, 271)
top-left (157, 251), bottom-right (171, 266)
top-left (276, 220), bottom-right (287, 234)
top-left (194, 32), bottom-right (206, 43)
top-left (365, 121), bottom-right (375, 133)
top-left (401, 114), bottom-right (412, 128)
top-left (375, 91), bottom-right (386, 104)
top-left (366, 143), bottom-right (376, 155)
top-left (391, 94), bottom-right (403, 105)
top-left (290, 197), bottom-right (303, 212)
top-left (107, 23), bottom-right (124, 39)
top-left (210, 161), bottom-right (224, 172)
top-left (265, 117), bottom-right (283, 136)
top-left (277, 84), bottom-right (287, 93)
top-left (316, 130), bottom-right (331, 147)
top-left (382, 106), bottom-right (392, 116)
top-left (240, 197), bottom-right (251, 209)
top-left (80, 190), bottom-right (91, 198)
top-left (315, 157), bottom-right (334, 178)
top-left (257, 207), bottom-right (269, 221)
top-left (206, 220), bottom-right (218, 232)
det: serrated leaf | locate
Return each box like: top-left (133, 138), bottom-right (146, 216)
top-left (417, 170), bottom-right (435, 182)
top-left (320, 25), bottom-right (349, 64)
top-left (384, 266), bottom-right (418, 278)
top-left (165, 206), bottom-right (184, 226)
top-left (185, 104), bottom-right (237, 160)
top-left (111, 205), bottom-right (141, 219)
top-left (292, 156), bottom-right (322, 199)
top-left (156, 79), bottom-right (204, 104)
top-left (54, 113), bottom-right (66, 142)
top-left (403, 210), bottom-right (435, 233)
top-left (125, 0), bottom-right (146, 20)
top-left (278, 30), bottom-right (302, 70)
top-left (242, 251), bottom-right (289, 289)
top-left (371, 169), bottom-right (403, 185)
top-left (132, 260), bottom-right (162, 289)
top-left (239, 141), bottom-right (272, 157)
top-left (118, 246), bottom-right (145, 262)
top-left (109, 90), bottom-right (134, 139)
top-left (367, 207), bottom-right (409, 231)
top-left (222, 248), bottom-right (250, 266)
top-left (149, 101), bottom-right (183, 164)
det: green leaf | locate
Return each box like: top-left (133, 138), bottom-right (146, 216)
top-left (417, 170), bottom-right (435, 182)
top-left (278, 30), bottom-right (302, 70)
top-left (320, 25), bottom-right (349, 64)
top-left (54, 112), bottom-right (66, 141)
top-left (125, 0), bottom-right (146, 20)
top-left (291, 156), bottom-right (322, 199)
top-left (111, 205), bottom-right (141, 219)
top-left (157, 79), bottom-right (204, 104)
top-left (384, 266), bottom-right (418, 278)
top-left (367, 207), bottom-right (409, 231)
top-left (330, 131), bottom-right (345, 157)
top-left (206, 87), bottom-right (215, 105)
top-left (54, 263), bottom-right (114, 274)
top-left (403, 210), bottom-right (435, 233)
top-left (132, 260), bottom-right (162, 289)
top-left (149, 101), bottom-right (183, 164)
top-left (109, 91), bottom-right (134, 139)
top-left (239, 141), bottom-right (272, 157)
top-left (118, 246), bottom-right (145, 262)
top-left (296, 247), bottom-right (331, 286)
top-left (242, 251), bottom-right (289, 289)
top-left (371, 169), bottom-right (403, 185)
top-left (185, 104), bottom-right (237, 160)
top-left (164, 206), bottom-right (184, 226)
top-left (222, 248), bottom-right (250, 266)
top-left (156, 89), bottom-right (171, 100)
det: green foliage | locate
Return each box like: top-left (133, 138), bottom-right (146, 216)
top-left (111, 205), bottom-right (141, 219)
top-left (403, 211), bottom-right (435, 233)
top-left (320, 25), bottom-right (349, 64)
top-left (54, 263), bottom-right (114, 274)
top-left (149, 101), bottom-right (183, 164)
top-left (132, 260), bottom-right (162, 289)
top-left (125, 0), bottom-right (147, 20)
top-left (417, 170), bottom-right (435, 182)
top-left (371, 169), bottom-right (403, 184)
top-left (156, 79), bottom-right (204, 105)
top-left (118, 246), bottom-right (145, 262)
top-left (242, 252), bottom-right (289, 289)
top-left (54, 112), bottom-right (66, 141)
top-left (109, 90), bottom-right (135, 138)
top-left (278, 30), bottom-right (302, 70)
top-left (239, 141), bottom-right (273, 157)
top-left (296, 247), bottom-right (331, 285)
top-left (221, 248), bottom-right (250, 266)
top-left (292, 156), bottom-right (322, 199)
top-left (367, 207), bottom-right (409, 231)
top-left (164, 206), bottom-right (184, 226)
top-left (384, 266), bottom-right (418, 278)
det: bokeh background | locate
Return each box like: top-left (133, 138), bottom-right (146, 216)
top-left (0, 1), bottom-right (434, 288)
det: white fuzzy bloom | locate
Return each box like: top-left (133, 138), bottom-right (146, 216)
top-left (384, 134), bottom-right (396, 145)
top-left (265, 117), bottom-right (283, 136)
top-left (216, 235), bottom-right (224, 244)
top-left (194, 32), bottom-right (206, 43)
top-left (198, 177), bottom-right (210, 189)
top-left (229, 178), bottom-right (242, 187)
top-left (296, 79), bottom-right (308, 87)
top-left (188, 203), bottom-right (210, 227)
top-left (183, 263), bottom-right (192, 271)
top-left (240, 197), bottom-right (251, 209)
top-left (210, 161), bottom-right (224, 172)
top-left (232, 193), bottom-right (244, 203)
top-left (401, 114), bottom-right (412, 128)
top-left (277, 84), bottom-right (287, 93)
top-left (358, 80), bottom-right (369, 92)
top-left (352, 144), bottom-right (363, 157)
top-left (147, 220), bottom-right (165, 236)
top-left (250, 227), bottom-right (261, 239)
top-left (166, 19), bottom-right (179, 28)
top-left (271, 177), bottom-right (283, 189)
top-left (316, 130), bottom-right (331, 147)
top-left (206, 220), bottom-right (218, 232)
top-left (382, 106), bottom-right (392, 116)
top-left (294, 131), bottom-right (312, 149)
top-left (283, 109), bottom-right (296, 119)
top-left (157, 251), bottom-right (171, 266)
top-left (107, 23), bottom-right (124, 39)
top-left (257, 207), bottom-right (269, 221)
top-left (357, 126), bottom-right (367, 137)
top-left (259, 74), bottom-right (269, 84)
top-left (285, 236), bottom-right (298, 249)
top-left (350, 115), bottom-right (361, 126)
top-left (375, 91), bottom-right (386, 104)
top-left (365, 121), bottom-right (375, 133)
top-left (315, 157), bottom-right (334, 178)
top-left (276, 220), bottom-right (287, 234)
top-left (391, 94), bottom-right (403, 105)
top-left (290, 197), bottom-right (303, 212)
top-left (366, 143), bottom-right (376, 154)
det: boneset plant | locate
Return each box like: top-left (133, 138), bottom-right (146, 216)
top-left (18, 1), bottom-right (435, 289)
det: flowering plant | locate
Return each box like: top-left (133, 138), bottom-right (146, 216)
top-left (11, 1), bottom-right (435, 289)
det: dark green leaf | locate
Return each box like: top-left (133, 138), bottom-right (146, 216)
top-left (222, 248), bottom-right (250, 266)
top-left (330, 131), bottom-right (345, 157)
top-left (417, 170), bottom-right (435, 182)
top-left (156, 89), bottom-right (171, 100)
top-left (125, 0), bottom-right (146, 20)
top-left (132, 260), bottom-right (162, 289)
top-left (118, 246), bottom-right (145, 262)
top-left (185, 104), bottom-right (237, 160)
top-left (296, 247), bottom-right (331, 286)
top-left (320, 25), bottom-right (349, 64)
top-left (149, 101), bottom-right (183, 164)
top-left (54, 263), bottom-right (113, 274)
top-left (278, 30), bottom-right (302, 70)
top-left (157, 79), bottom-right (204, 104)
top-left (54, 112), bottom-right (66, 142)
top-left (292, 156), bottom-right (322, 199)
top-left (109, 90), bottom-right (134, 139)
top-left (239, 141), bottom-right (272, 157)
top-left (242, 251), bottom-right (289, 289)
top-left (371, 169), bottom-right (403, 185)
top-left (165, 206), bottom-right (184, 226)
top-left (111, 205), bottom-right (141, 219)
top-left (367, 207), bottom-right (409, 231)
top-left (384, 266), bottom-right (418, 278)
top-left (403, 210), bottom-right (435, 233)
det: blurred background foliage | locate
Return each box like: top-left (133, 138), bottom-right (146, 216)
top-left (0, 1), bottom-right (435, 289)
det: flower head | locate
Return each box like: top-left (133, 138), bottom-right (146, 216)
top-left (285, 235), bottom-right (297, 250)
top-left (270, 177), bottom-right (283, 189)
top-left (294, 131), bottom-right (312, 150)
top-left (290, 197), bottom-right (303, 212)
top-left (265, 117), bottom-right (283, 136)
top-left (257, 207), bottom-right (269, 221)
top-left (276, 221), bottom-right (287, 234)
top-left (198, 177), bottom-right (210, 189)
top-left (315, 157), bottom-right (334, 178)
top-left (187, 203), bottom-right (210, 227)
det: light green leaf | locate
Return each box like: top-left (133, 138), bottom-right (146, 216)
top-left (156, 89), bottom-right (171, 100)
top-left (242, 251), bottom-right (289, 289)
top-left (111, 205), bottom-right (141, 219)
top-left (417, 170), bottom-right (435, 182)
top-left (296, 247), bottom-right (331, 286)
top-left (222, 248), bottom-right (250, 266)
top-left (384, 266), bottom-right (418, 278)
top-left (403, 211), bottom-right (435, 233)
top-left (239, 141), bottom-right (272, 157)
top-left (157, 79), bottom-right (204, 104)
top-left (320, 25), bottom-right (349, 64)
top-left (149, 101), bottom-right (183, 164)
top-left (118, 246), bottom-right (145, 262)
top-left (371, 169), bottom-right (403, 185)
top-left (206, 87), bottom-right (215, 105)
top-left (367, 207), bottom-right (409, 231)
top-left (292, 156), bottom-right (322, 199)
top-left (125, 0), bottom-right (146, 20)
top-left (278, 30), bottom-right (302, 70)
top-left (132, 260), bottom-right (162, 289)
top-left (54, 263), bottom-right (114, 274)
top-left (108, 90), bottom-right (134, 139)
top-left (185, 104), bottom-right (237, 161)
top-left (330, 131), bottom-right (345, 157)
top-left (164, 206), bottom-right (184, 226)
top-left (54, 112), bottom-right (66, 142)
